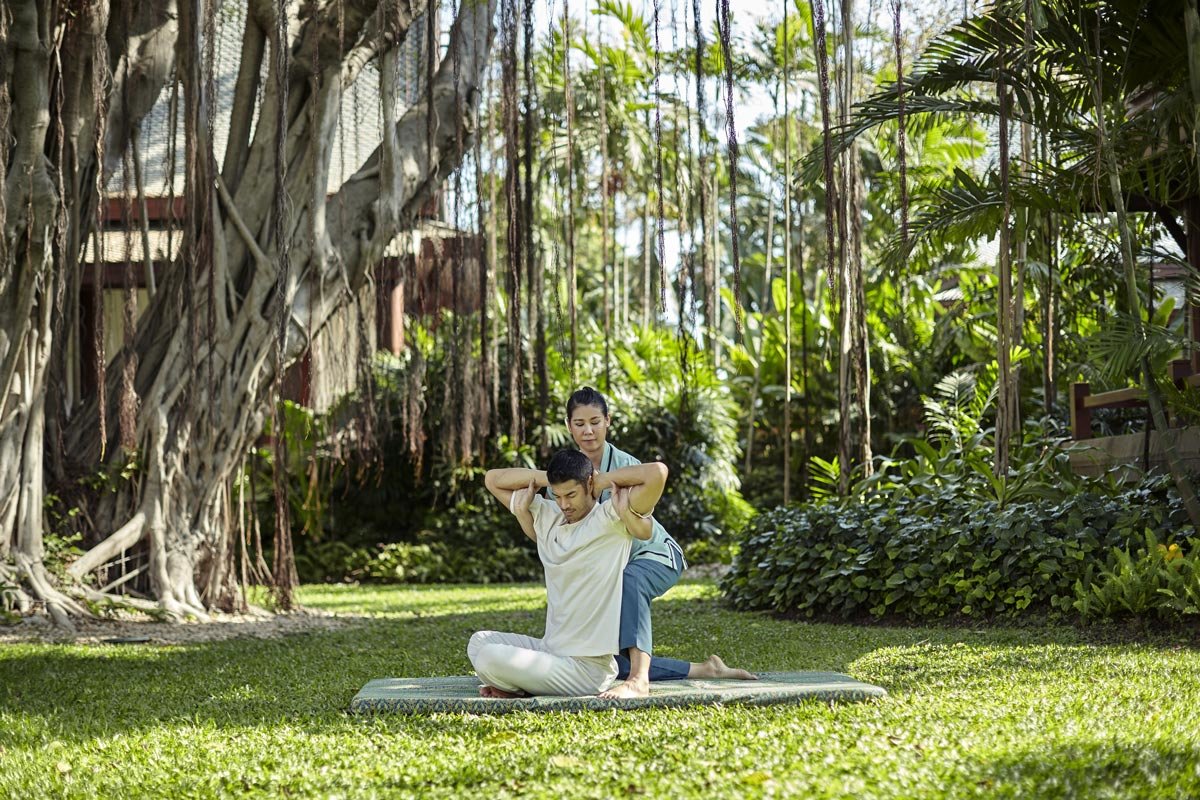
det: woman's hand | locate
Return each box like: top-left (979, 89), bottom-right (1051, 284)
top-left (612, 485), bottom-right (630, 516)
top-left (590, 471), bottom-right (612, 499)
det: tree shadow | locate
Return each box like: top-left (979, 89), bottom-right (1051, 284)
top-left (0, 589), bottom-right (885, 744)
top-left (4, 587), bottom-right (1198, 747)
top-left (961, 739), bottom-right (1200, 797)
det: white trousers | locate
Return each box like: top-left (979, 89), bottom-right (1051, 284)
top-left (467, 630), bottom-right (618, 696)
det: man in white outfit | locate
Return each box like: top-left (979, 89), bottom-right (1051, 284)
top-left (472, 449), bottom-right (667, 697)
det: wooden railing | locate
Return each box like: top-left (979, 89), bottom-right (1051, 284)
top-left (1071, 359), bottom-right (1199, 439)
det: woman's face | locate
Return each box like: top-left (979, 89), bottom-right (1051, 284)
top-left (568, 403), bottom-right (610, 458)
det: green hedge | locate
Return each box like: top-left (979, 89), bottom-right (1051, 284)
top-left (722, 474), bottom-right (1193, 620)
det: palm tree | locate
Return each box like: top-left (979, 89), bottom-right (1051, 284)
top-left (817, 0), bottom-right (1200, 528)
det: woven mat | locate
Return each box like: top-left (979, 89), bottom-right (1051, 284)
top-left (349, 671), bottom-right (886, 715)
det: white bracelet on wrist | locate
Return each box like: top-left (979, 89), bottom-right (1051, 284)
top-left (629, 506), bottom-right (655, 520)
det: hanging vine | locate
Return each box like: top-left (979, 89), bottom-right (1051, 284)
top-left (672, 0), bottom-right (696, 431)
top-left (91, 7), bottom-right (110, 461)
top-left (562, 0), bottom-right (578, 378)
top-left (783, 4), bottom-right (793, 504)
top-left (483, 62), bottom-right (500, 444)
top-left (502, 0), bottom-right (525, 443)
top-left (451, 0), bottom-right (472, 464)
top-left (689, 0), bottom-right (707, 392)
top-left (653, 0), bottom-right (666, 311)
top-left (118, 0), bottom-right (140, 457)
top-left (350, 0), bottom-right (378, 470)
top-left (717, 0), bottom-right (742, 336)
top-left (545, 0), bottom-right (570, 378)
top-left (465, 47), bottom-right (489, 460)
top-left (522, 0), bottom-right (547, 446)
top-left (596, 13), bottom-right (612, 391)
top-left (269, 0), bottom-right (298, 609)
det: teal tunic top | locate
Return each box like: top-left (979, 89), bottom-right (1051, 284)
top-left (547, 443), bottom-right (684, 570)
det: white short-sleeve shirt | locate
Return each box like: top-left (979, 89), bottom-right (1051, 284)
top-left (515, 494), bottom-right (633, 657)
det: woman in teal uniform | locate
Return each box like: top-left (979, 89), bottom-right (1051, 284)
top-left (553, 386), bottom-right (753, 698)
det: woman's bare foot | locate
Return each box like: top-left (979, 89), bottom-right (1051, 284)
top-left (598, 677), bottom-right (650, 699)
top-left (479, 685), bottom-right (527, 698)
top-left (689, 655), bottom-right (757, 681)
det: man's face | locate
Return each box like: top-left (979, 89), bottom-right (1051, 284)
top-left (550, 478), bottom-right (595, 523)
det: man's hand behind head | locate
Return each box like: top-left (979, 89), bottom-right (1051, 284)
top-left (512, 479), bottom-right (538, 516)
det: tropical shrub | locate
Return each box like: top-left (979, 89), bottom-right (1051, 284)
top-left (1073, 530), bottom-right (1200, 621)
top-left (724, 367), bottom-right (1199, 623)
top-left (722, 452), bottom-right (1193, 620)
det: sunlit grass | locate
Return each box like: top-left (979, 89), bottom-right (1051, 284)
top-left (2, 581), bottom-right (1199, 798)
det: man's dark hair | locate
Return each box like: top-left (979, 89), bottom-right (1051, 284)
top-left (546, 448), bottom-right (594, 487)
top-left (566, 386), bottom-right (609, 422)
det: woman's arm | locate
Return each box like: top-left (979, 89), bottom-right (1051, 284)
top-left (592, 462), bottom-right (668, 518)
top-left (611, 487), bottom-right (654, 540)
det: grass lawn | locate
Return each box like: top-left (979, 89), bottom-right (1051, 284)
top-left (2, 580), bottom-right (1200, 798)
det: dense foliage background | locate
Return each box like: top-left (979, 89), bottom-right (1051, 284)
top-left (223, 0), bottom-right (1200, 625)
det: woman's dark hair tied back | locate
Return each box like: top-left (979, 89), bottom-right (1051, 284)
top-left (566, 386), bottom-right (610, 422)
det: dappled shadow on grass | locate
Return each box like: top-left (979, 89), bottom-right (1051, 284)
top-left (846, 637), bottom-right (1193, 697)
top-left (0, 609), bottom-right (505, 740)
top-left (0, 588), bottom-right (891, 744)
top-left (964, 738), bottom-right (1200, 797)
top-left (766, 605), bottom-right (1200, 649)
top-left (6, 583), bottom-right (1199, 751)
top-left (295, 582), bottom-right (547, 617)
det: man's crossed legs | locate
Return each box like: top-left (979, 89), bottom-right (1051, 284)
top-left (468, 630), bottom-right (617, 697)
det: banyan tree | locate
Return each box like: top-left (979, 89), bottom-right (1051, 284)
top-left (0, 0), bottom-right (497, 621)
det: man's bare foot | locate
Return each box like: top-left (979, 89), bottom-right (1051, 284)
top-left (598, 677), bottom-right (650, 699)
top-left (690, 655), bottom-right (757, 681)
top-left (479, 685), bottom-right (526, 698)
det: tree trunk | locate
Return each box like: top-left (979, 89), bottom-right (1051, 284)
top-left (743, 190), bottom-right (774, 478)
top-left (4, 0), bottom-right (498, 619)
top-left (995, 44), bottom-right (1014, 476)
top-left (836, 0), bottom-right (871, 480)
top-left (1, 0), bottom-right (115, 624)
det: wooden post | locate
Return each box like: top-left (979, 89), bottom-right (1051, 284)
top-left (1171, 357), bottom-right (1192, 385)
top-left (1188, 198), bottom-right (1200, 373)
top-left (1071, 382), bottom-right (1092, 440)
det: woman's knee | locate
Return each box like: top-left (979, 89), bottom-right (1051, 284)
top-left (622, 569), bottom-right (651, 602)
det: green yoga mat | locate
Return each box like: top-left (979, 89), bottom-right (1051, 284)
top-left (349, 672), bottom-right (886, 715)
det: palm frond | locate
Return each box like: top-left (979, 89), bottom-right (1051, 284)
top-left (1085, 311), bottom-right (1191, 384)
